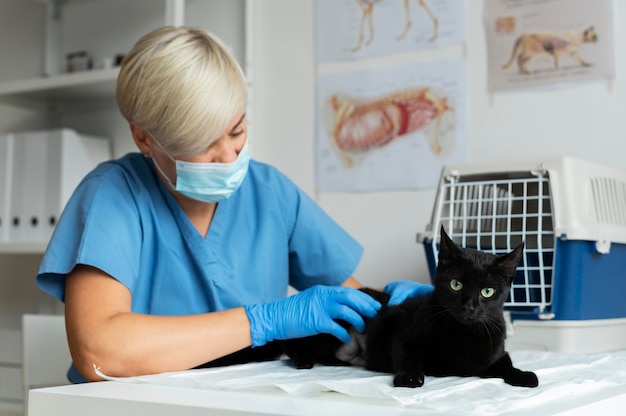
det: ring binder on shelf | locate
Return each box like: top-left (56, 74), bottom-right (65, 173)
top-left (1, 128), bottom-right (111, 245)
top-left (0, 134), bottom-right (14, 243)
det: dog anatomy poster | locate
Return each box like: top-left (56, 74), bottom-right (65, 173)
top-left (484, 0), bottom-right (615, 91)
top-left (315, 58), bottom-right (468, 192)
top-left (314, 0), bottom-right (466, 62)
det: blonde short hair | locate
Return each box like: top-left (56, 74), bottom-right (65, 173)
top-left (117, 26), bottom-right (247, 157)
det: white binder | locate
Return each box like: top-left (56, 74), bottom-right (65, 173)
top-left (43, 129), bottom-right (111, 242)
top-left (9, 132), bottom-right (50, 243)
top-left (0, 134), bottom-right (14, 243)
top-left (7, 128), bottom-right (111, 244)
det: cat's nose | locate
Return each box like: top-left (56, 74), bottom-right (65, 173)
top-left (463, 302), bottom-right (477, 313)
top-left (461, 302), bottom-right (479, 319)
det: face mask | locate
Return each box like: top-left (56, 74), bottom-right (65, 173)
top-left (152, 139), bottom-right (250, 203)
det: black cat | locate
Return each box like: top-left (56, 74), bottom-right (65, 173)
top-left (280, 227), bottom-right (539, 388)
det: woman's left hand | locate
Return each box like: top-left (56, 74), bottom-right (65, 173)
top-left (383, 280), bottom-right (434, 306)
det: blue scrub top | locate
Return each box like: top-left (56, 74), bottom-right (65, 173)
top-left (37, 154), bottom-right (363, 381)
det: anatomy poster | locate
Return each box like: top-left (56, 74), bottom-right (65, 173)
top-left (484, 0), bottom-right (615, 91)
top-left (315, 0), bottom-right (466, 62)
top-left (315, 57), bottom-right (468, 192)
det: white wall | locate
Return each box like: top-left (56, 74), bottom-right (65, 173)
top-left (249, 0), bottom-right (626, 288)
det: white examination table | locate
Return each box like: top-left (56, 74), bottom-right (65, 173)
top-left (29, 350), bottom-right (626, 415)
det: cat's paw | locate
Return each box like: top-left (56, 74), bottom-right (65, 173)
top-left (393, 371), bottom-right (425, 388)
top-left (293, 359), bottom-right (315, 370)
top-left (287, 356), bottom-right (315, 370)
top-left (506, 370), bottom-right (539, 388)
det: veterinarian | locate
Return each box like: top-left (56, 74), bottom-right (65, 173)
top-left (35, 26), bottom-right (433, 384)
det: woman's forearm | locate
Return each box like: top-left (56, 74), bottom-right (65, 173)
top-left (65, 265), bottom-right (253, 380)
top-left (78, 308), bottom-right (252, 380)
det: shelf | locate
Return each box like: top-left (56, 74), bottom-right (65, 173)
top-left (0, 243), bottom-right (47, 255)
top-left (0, 67), bottom-right (119, 108)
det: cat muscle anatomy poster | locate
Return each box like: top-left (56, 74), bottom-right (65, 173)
top-left (484, 0), bottom-right (615, 91)
top-left (315, 58), bottom-right (468, 192)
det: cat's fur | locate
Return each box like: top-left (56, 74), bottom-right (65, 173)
top-left (280, 227), bottom-right (539, 388)
top-left (501, 26), bottom-right (598, 74)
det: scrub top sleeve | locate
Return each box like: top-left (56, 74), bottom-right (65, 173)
top-left (37, 171), bottom-right (142, 302)
top-left (287, 188), bottom-right (363, 291)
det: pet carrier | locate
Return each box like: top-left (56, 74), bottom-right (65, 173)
top-left (417, 156), bottom-right (626, 352)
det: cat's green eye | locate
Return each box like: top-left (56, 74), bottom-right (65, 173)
top-left (481, 288), bottom-right (495, 298)
top-left (450, 279), bottom-right (463, 291)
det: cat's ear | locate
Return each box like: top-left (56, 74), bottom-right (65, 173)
top-left (438, 225), bottom-right (459, 262)
top-left (497, 242), bottom-right (524, 282)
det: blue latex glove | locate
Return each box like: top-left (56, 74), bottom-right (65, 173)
top-left (244, 285), bottom-right (382, 347)
top-left (383, 280), bottom-right (434, 306)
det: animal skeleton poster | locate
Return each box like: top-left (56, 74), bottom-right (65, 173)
top-left (315, 58), bottom-right (468, 192)
top-left (314, 0), bottom-right (466, 62)
top-left (484, 0), bottom-right (615, 91)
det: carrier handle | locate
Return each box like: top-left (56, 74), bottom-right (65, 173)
top-left (595, 239), bottom-right (611, 254)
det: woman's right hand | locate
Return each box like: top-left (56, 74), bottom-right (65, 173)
top-left (244, 285), bottom-right (381, 347)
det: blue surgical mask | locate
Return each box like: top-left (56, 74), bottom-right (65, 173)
top-left (152, 139), bottom-right (250, 203)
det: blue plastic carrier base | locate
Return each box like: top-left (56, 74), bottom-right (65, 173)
top-left (422, 236), bottom-right (626, 321)
top-left (551, 239), bottom-right (626, 320)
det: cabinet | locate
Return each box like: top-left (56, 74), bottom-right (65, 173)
top-left (0, 0), bottom-right (249, 412)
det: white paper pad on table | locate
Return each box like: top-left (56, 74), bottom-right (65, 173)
top-left (95, 350), bottom-right (626, 414)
